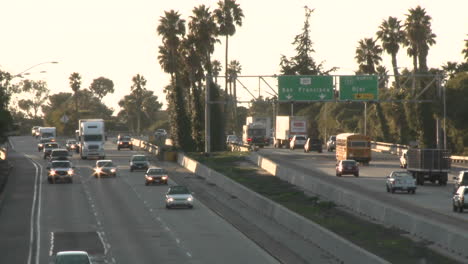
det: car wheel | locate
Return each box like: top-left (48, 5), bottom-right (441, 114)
top-left (354, 173), bottom-right (359, 177)
top-left (166, 205), bottom-right (170, 209)
top-left (386, 185), bottom-right (390, 192)
top-left (453, 204), bottom-right (457, 212)
top-left (94, 174), bottom-right (98, 178)
top-left (130, 147), bottom-right (133, 150)
top-left (337, 173), bottom-right (342, 177)
top-left (145, 181), bottom-right (149, 186)
top-left (48, 177), bottom-right (52, 184)
top-left (130, 167), bottom-right (133, 172)
top-left (412, 189), bottom-right (416, 194)
top-left (391, 188), bottom-right (395, 194)
top-left (459, 206), bottom-right (464, 213)
top-left (189, 205), bottom-right (194, 209)
top-left (118, 148), bottom-right (120, 151)
top-left (69, 178), bottom-right (73, 183)
top-left (318, 149), bottom-right (322, 153)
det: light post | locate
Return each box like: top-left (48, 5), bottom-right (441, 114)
top-left (13, 61), bottom-right (58, 78)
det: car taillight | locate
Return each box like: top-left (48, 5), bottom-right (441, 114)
top-left (247, 138), bottom-right (252, 142)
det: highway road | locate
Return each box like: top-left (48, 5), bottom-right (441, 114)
top-left (1, 136), bottom-right (281, 264)
top-left (258, 147), bottom-right (468, 225)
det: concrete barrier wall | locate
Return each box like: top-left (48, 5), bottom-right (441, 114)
top-left (250, 153), bottom-right (468, 260)
top-left (177, 153), bottom-right (389, 264)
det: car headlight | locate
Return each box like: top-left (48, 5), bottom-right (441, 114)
top-left (50, 170), bottom-right (56, 175)
top-left (39, 144), bottom-right (43, 147)
top-left (187, 197), bottom-right (193, 202)
top-left (167, 197), bottom-right (174, 202)
top-left (110, 168), bottom-right (116, 173)
top-left (162, 176), bottom-right (168, 180)
top-left (68, 170), bottom-right (74, 175)
top-left (95, 168), bottom-right (102, 174)
top-left (129, 142), bottom-right (132, 145)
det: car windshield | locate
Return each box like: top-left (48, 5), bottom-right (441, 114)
top-left (56, 254), bottom-right (90, 264)
top-left (67, 140), bottom-right (76, 144)
top-left (120, 136), bottom-right (130, 141)
top-left (342, 161), bottom-right (356, 166)
top-left (52, 151), bottom-right (68, 156)
top-left (168, 186), bottom-right (190, 195)
top-left (84, 135), bottom-right (103, 141)
top-left (295, 136), bottom-right (306, 140)
top-left (392, 172), bottom-right (412, 178)
top-left (97, 161), bottom-right (114, 167)
top-left (148, 168), bottom-right (165, 175)
top-left (40, 139), bottom-right (51, 143)
top-left (51, 162), bottom-right (71, 168)
top-left (132, 156), bottom-right (147, 161)
top-left (45, 143), bottom-right (59, 148)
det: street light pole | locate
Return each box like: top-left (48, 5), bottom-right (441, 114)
top-left (14, 61), bottom-right (58, 78)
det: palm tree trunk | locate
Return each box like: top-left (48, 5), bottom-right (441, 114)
top-left (391, 52), bottom-right (400, 89)
top-left (225, 35), bottom-right (229, 94)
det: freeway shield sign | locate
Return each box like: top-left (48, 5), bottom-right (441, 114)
top-left (339, 75), bottom-right (378, 101)
top-left (278, 76), bottom-right (333, 101)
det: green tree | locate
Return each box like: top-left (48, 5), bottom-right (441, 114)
top-left (130, 74), bottom-right (147, 135)
top-left (117, 90), bottom-right (162, 133)
top-left (89, 77), bottom-right (114, 100)
top-left (17, 80), bottom-right (49, 118)
top-left (69, 72), bottom-right (82, 119)
top-left (376, 16), bottom-right (405, 88)
top-left (157, 10), bottom-right (194, 150)
top-left (463, 37), bottom-right (468, 61)
top-left (212, 60), bottom-right (222, 84)
top-left (214, 0), bottom-right (244, 94)
top-left (0, 70), bottom-right (13, 141)
top-left (355, 38), bottom-right (383, 74)
top-left (404, 6), bottom-right (437, 73)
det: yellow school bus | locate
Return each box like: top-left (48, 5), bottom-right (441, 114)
top-left (336, 133), bottom-right (372, 164)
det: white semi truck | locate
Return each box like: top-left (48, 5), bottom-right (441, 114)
top-left (274, 116), bottom-right (307, 148)
top-left (246, 116), bottom-right (272, 139)
top-left (78, 119), bottom-right (106, 159)
top-left (38, 127), bottom-right (56, 139)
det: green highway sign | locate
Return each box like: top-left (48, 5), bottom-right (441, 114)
top-left (339, 75), bottom-right (378, 101)
top-left (278, 75), bottom-right (334, 101)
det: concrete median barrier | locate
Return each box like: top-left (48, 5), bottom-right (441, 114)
top-left (177, 153), bottom-right (389, 264)
top-left (249, 153), bottom-right (468, 260)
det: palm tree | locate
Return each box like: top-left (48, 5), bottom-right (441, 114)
top-left (69, 72), bottom-right (81, 119)
top-left (212, 60), bottom-right (222, 84)
top-left (376, 16), bottom-right (405, 88)
top-left (463, 37), bottom-right (468, 61)
top-left (214, 0), bottom-right (244, 95)
top-left (227, 60), bottom-right (242, 96)
top-left (404, 6), bottom-right (436, 73)
top-left (130, 74), bottom-right (147, 135)
top-left (157, 10), bottom-right (186, 86)
top-left (355, 38), bottom-right (383, 74)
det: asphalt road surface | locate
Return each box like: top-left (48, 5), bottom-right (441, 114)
top-left (1, 136), bottom-right (281, 264)
top-left (258, 146), bottom-right (468, 228)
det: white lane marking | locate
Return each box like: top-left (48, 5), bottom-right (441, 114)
top-left (176, 238), bottom-right (180, 244)
top-left (186, 252), bottom-right (192, 257)
top-left (8, 137), bottom-right (15, 150)
top-left (49, 232), bottom-right (54, 256)
top-left (35, 161), bottom-right (43, 264)
top-left (97, 231), bottom-right (109, 255)
top-left (165, 226), bottom-right (170, 231)
top-left (27, 160), bottom-right (39, 264)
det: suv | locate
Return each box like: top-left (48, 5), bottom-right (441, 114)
top-left (304, 138), bottom-right (322, 153)
top-left (336, 160), bottom-right (359, 177)
top-left (94, 160), bottom-right (117, 178)
top-left (154, 129), bottom-right (167, 137)
top-left (130, 155), bottom-right (149, 172)
top-left (453, 186), bottom-right (468, 213)
top-left (43, 142), bottom-right (60, 159)
top-left (47, 160), bottom-right (74, 184)
top-left (145, 167), bottom-right (169, 185)
top-left (66, 139), bottom-right (79, 153)
top-left (290, 135), bottom-right (307, 150)
top-left (453, 171), bottom-right (468, 193)
top-left (327, 135), bottom-right (336, 152)
top-left (117, 136), bottom-right (133, 150)
top-left (386, 171), bottom-right (416, 194)
top-left (49, 149), bottom-right (70, 161)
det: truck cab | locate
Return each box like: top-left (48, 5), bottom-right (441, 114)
top-left (79, 119), bottom-right (106, 160)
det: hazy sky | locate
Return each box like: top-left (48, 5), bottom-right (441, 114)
top-left (2, 0), bottom-right (467, 115)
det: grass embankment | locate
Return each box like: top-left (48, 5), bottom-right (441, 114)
top-left (188, 151), bottom-right (459, 264)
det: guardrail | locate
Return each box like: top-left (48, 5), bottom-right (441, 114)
top-left (373, 141), bottom-right (468, 164)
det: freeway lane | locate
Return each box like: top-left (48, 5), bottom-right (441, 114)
top-left (258, 147), bottom-right (468, 227)
top-left (3, 136), bottom-right (279, 264)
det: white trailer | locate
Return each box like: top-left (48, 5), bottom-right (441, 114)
top-left (38, 127), bottom-right (56, 139)
top-left (78, 119), bottom-right (106, 159)
top-left (246, 116), bottom-right (272, 139)
top-left (274, 116), bottom-right (307, 148)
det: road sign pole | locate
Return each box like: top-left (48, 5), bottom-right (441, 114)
top-left (205, 75), bottom-right (211, 154)
top-left (364, 102), bottom-right (367, 136)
